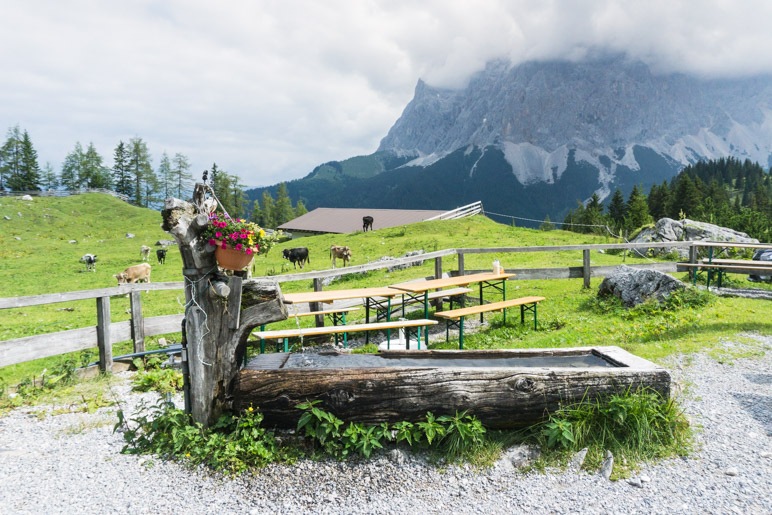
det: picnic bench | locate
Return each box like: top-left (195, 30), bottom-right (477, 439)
top-left (252, 318), bottom-right (439, 352)
top-left (285, 306), bottom-right (360, 347)
top-left (374, 287), bottom-right (472, 321)
top-left (434, 296), bottom-right (546, 349)
top-left (676, 258), bottom-right (772, 287)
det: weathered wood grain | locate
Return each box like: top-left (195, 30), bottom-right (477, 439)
top-left (231, 347), bottom-right (671, 429)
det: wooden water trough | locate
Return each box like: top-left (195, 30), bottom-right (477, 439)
top-left (230, 346), bottom-right (671, 429)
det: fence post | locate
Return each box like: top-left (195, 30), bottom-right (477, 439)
top-left (129, 290), bottom-right (145, 353)
top-left (688, 243), bottom-right (697, 282)
top-left (313, 277), bottom-right (324, 327)
top-left (582, 249), bottom-right (591, 289)
top-left (457, 252), bottom-right (465, 276)
top-left (434, 256), bottom-right (442, 279)
top-left (96, 296), bottom-right (113, 373)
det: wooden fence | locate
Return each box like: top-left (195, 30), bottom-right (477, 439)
top-left (1, 239), bottom-right (765, 371)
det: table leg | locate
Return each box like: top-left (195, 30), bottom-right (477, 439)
top-left (459, 317), bottom-right (465, 350)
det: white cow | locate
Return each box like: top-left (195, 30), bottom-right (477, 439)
top-left (140, 245), bottom-right (151, 261)
top-left (79, 254), bottom-right (97, 272)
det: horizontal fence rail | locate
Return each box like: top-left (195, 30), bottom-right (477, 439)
top-left (1, 240), bottom-right (768, 370)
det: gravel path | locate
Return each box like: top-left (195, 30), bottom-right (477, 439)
top-left (1, 335), bottom-right (770, 515)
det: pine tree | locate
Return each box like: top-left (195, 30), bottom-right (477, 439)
top-left (624, 185), bottom-right (652, 233)
top-left (82, 142), bottom-right (111, 189)
top-left (157, 152), bottom-right (173, 199)
top-left (294, 199), bottom-right (308, 217)
top-left (607, 188), bottom-right (627, 230)
top-left (127, 137), bottom-right (153, 206)
top-left (112, 141), bottom-right (132, 197)
top-left (274, 183), bottom-right (294, 225)
top-left (260, 191), bottom-right (276, 228)
top-left (40, 162), bottom-right (58, 190)
top-left (539, 215), bottom-right (556, 231)
top-left (18, 130), bottom-right (41, 191)
top-left (172, 153), bottom-right (192, 199)
top-left (1, 125), bottom-right (25, 191)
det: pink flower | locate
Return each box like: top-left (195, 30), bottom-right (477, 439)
top-left (215, 231), bottom-right (222, 239)
top-left (246, 248), bottom-right (253, 255)
top-left (208, 238), bottom-right (217, 246)
top-left (235, 243), bottom-right (243, 251)
top-left (220, 241), bottom-right (227, 249)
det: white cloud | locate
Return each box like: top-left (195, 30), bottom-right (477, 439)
top-left (1, 0), bottom-right (770, 189)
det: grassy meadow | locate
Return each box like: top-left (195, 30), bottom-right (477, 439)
top-left (1, 192), bottom-right (770, 388)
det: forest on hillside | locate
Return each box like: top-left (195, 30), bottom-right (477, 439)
top-left (563, 157), bottom-right (772, 241)
top-left (3, 122), bottom-right (769, 240)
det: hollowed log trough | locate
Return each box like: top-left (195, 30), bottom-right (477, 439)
top-left (230, 346), bottom-right (671, 429)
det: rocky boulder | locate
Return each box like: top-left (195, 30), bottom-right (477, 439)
top-left (598, 265), bottom-right (686, 308)
top-left (630, 218), bottom-right (759, 258)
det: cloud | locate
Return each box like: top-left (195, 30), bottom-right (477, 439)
top-left (1, 0), bottom-right (770, 189)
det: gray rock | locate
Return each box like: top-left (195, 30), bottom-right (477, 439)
top-left (725, 467), bottom-right (739, 476)
top-left (599, 450), bottom-right (614, 480)
top-left (20, 195), bottom-right (33, 201)
top-left (631, 218), bottom-right (759, 258)
top-left (598, 265), bottom-right (686, 307)
top-left (3, 215), bottom-right (10, 220)
top-left (126, 233), bottom-right (135, 238)
top-left (567, 447), bottom-right (588, 473)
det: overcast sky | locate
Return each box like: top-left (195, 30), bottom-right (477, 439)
top-left (2, 1), bottom-right (772, 189)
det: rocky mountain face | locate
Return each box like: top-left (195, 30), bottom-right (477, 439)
top-left (379, 55), bottom-right (772, 194)
top-left (249, 55), bottom-right (772, 226)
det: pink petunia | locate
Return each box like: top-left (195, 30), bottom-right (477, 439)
top-left (235, 243), bottom-right (243, 251)
top-left (220, 241), bottom-right (227, 249)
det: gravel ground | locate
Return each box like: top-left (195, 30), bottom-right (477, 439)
top-left (1, 334), bottom-right (770, 515)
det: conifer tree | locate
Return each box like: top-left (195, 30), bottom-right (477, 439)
top-left (260, 191), bottom-right (276, 228)
top-left (274, 183), bottom-right (294, 225)
top-left (294, 199), bottom-right (308, 217)
top-left (624, 185), bottom-right (652, 233)
top-left (112, 141), bottom-right (132, 197)
top-left (172, 153), bottom-right (192, 199)
top-left (607, 188), bottom-right (627, 230)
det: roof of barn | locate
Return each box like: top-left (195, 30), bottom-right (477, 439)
top-left (277, 207), bottom-right (447, 235)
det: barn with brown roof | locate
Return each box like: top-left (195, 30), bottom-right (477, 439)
top-left (277, 202), bottom-right (482, 237)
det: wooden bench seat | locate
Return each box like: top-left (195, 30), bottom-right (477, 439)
top-left (434, 296), bottom-right (546, 349)
top-left (287, 306), bottom-right (360, 319)
top-left (676, 260), bottom-right (772, 287)
top-left (253, 318), bottom-right (438, 352)
top-left (374, 287), bottom-right (472, 320)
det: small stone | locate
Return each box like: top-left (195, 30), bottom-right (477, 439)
top-left (761, 451), bottom-right (771, 459)
top-left (725, 467), bottom-right (739, 476)
top-left (640, 475), bottom-right (651, 483)
top-left (599, 450), bottom-right (614, 480)
top-left (627, 478), bottom-right (643, 488)
top-left (568, 448), bottom-right (588, 472)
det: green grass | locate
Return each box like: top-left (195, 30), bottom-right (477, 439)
top-left (1, 192), bottom-right (770, 389)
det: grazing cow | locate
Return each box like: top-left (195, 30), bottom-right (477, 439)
top-left (362, 215), bottom-right (374, 232)
top-left (156, 248), bottom-right (168, 264)
top-left (330, 245), bottom-right (352, 268)
top-left (79, 254), bottom-right (97, 272)
top-left (140, 245), bottom-right (151, 261)
top-left (114, 263), bottom-right (152, 284)
top-left (282, 247), bottom-right (310, 269)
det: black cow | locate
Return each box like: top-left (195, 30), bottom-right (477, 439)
top-left (156, 248), bottom-right (168, 264)
top-left (362, 215), bottom-right (374, 232)
top-left (282, 247), bottom-right (310, 269)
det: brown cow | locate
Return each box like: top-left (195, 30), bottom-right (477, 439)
top-left (330, 245), bottom-right (352, 268)
top-left (114, 263), bottom-right (152, 284)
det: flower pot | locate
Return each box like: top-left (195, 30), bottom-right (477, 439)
top-left (214, 245), bottom-right (255, 271)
